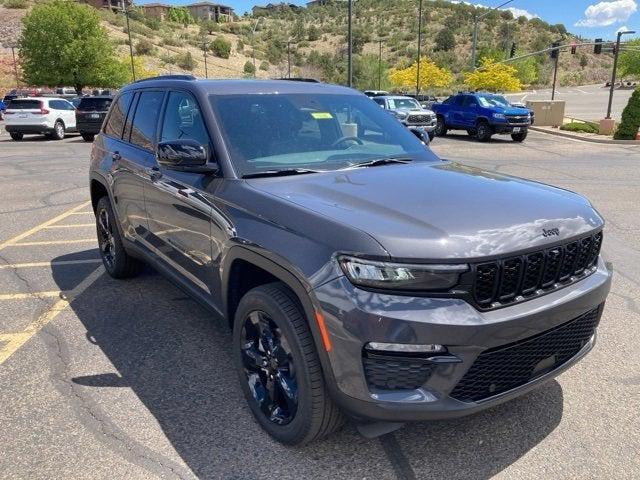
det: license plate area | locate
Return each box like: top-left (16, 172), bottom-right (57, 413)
top-left (90, 113), bottom-right (100, 119)
top-left (512, 127), bottom-right (521, 133)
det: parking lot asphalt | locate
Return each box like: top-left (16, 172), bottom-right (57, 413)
top-left (0, 130), bottom-right (639, 480)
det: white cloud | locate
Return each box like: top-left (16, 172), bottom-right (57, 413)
top-left (575, 0), bottom-right (638, 27)
top-left (504, 7), bottom-right (540, 20)
top-left (615, 25), bottom-right (630, 33)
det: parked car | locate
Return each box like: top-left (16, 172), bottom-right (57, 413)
top-left (363, 90), bottom-right (389, 97)
top-left (0, 100), bottom-right (5, 120)
top-left (4, 97), bottom-right (77, 140)
top-left (510, 102), bottom-right (535, 125)
top-left (372, 95), bottom-right (437, 140)
top-left (76, 96), bottom-right (112, 141)
top-left (432, 92), bottom-right (531, 142)
top-left (90, 76), bottom-right (611, 445)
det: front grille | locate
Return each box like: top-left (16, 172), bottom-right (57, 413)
top-left (363, 352), bottom-right (435, 390)
top-left (473, 231), bottom-right (602, 309)
top-left (450, 305), bottom-right (602, 402)
top-left (506, 115), bottom-right (530, 124)
top-left (407, 114), bottom-right (434, 124)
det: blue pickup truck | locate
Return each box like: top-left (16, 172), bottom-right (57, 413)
top-left (432, 92), bottom-right (531, 142)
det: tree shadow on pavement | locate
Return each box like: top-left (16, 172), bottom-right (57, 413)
top-left (52, 249), bottom-right (564, 480)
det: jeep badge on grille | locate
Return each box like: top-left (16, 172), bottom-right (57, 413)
top-left (543, 228), bottom-right (560, 237)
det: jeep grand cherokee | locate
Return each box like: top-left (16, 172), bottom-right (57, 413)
top-left (89, 76), bottom-right (611, 445)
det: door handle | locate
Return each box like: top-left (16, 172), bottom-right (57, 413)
top-left (112, 152), bottom-right (121, 161)
top-left (146, 166), bottom-right (162, 181)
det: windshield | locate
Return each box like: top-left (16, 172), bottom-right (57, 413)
top-left (388, 98), bottom-right (421, 110)
top-left (477, 94), bottom-right (510, 108)
top-left (209, 93), bottom-right (438, 177)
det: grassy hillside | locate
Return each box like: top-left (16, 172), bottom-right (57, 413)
top-left (0, 0), bottom-right (617, 93)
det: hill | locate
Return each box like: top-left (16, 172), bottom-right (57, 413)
top-left (0, 0), bottom-right (617, 93)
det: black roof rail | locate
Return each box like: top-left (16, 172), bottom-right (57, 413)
top-left (274, 77), bottom-right (321, 83)
top-left (132, 74), bottom-right (196, 84)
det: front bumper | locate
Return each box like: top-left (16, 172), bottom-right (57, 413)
top-left (77, 122), bottom-right (103, 134)
top-left (492, 122), bottom-right (530, 134)
top-left (313, 257), bottom-right (612, 422)
top-left (402, 122), bottom-right (436, 132)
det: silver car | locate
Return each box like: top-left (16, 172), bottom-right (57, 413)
top-left (373, 95), bottom-right (437, 140)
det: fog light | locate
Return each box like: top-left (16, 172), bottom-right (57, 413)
top-left (365, 342), bottom-right (447, 354)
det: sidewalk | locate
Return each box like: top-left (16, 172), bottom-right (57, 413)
top-left (530, 126), bottom-right (640, 145)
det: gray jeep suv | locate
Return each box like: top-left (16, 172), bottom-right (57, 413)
top-left (89, 76), bottom-right (611, 445)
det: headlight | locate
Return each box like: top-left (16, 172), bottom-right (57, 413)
top-left (394, 111), bottom-right (408, 119)
top-left (338, 256), bottom-right (468, 291)
top-left (493, 113), bottom-right (506, 120)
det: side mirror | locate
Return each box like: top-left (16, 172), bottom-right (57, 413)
top-left (409, 127), bottom-right (430, 146)
top-left (157, 139), bottom-right (218, 174)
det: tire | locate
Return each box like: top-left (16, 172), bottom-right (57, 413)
top-left (475, 121), bottom-right (492, 142)
top-left (435, 116), bottom-right (447, 136)
top-left (428, 131), bottom-right (435, 142)
top-left (233, 283), bottom-right (344, 445)
top-left (466, 128), bottom-right (477, 137)
top-left (9, 132), bottom-right (23, 141)
top-left (52, 120), bottom-right (65, 140)
top-left (511, 130), bottom-right (528, 142)
top-left (95, 196), bottom-right (143, 279)
top-left (81, 133), bottom-right (95, 142)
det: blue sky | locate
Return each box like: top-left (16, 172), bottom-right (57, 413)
top-left (141, 0), bottom-right (639, 40)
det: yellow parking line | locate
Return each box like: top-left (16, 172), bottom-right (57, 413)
top-left (0, 266), bottom-right (104, 365)
top-left (0, 259), bottom-right (102, 270)
top-left (44, 224), bottom-right (95, 229)
top-left (68, 211), bottom-right (94, 215)
top-left (0, 201), bottom-right (91, 251)
top-left (0, 291), bottom-right (61, 301)
top-left (9, 239), bottom-right (96, 247)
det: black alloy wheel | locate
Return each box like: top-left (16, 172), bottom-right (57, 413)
top-left (97, 205), bottom-right (116, 270)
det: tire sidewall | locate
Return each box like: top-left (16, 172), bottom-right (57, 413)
top-left (53, 121), bottom-right (65, 140)
top-left (476, 122), bottom-right (491, 142)
top-left (95, 197), bottom-right (127, 276)
top-left (435, 116), bottom-right (446, 136)
top-left (232, 287), bottom-right (315, 444)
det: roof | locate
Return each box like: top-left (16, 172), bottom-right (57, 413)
top-left (120, 78), bottom-right (359, 96)
top-left (375, 95), bottom-right (419, 100)
top-left (186, 2), bottom-right (233, 8)
top-left (141, 3), bottom-right (171, 7)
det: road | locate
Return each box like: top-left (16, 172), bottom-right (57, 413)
top-left (505, 83), bottom-right (634, 121)
top-left (0, 130), bottom-right (639, 479)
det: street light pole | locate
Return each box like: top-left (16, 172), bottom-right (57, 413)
top-left (252, 17), bottom-right (263, 78)
top-left (124, 3), bottom-right (135, 81)
top-left (471, 0), bottom-right (515, 68)
top-left (347, 0), bottom-right (353, 87)
top-left (607, 30), bottom-right (635, 119)
top-left (10, 46), bottom-right (19, 89)
top-left (416, 0), bottom-right (423, 97)
top-left (378, 39), bottom-right (383, 90)
top-left (287, 41), bottom-right (291, 79)
top-left (203, 40), bottom-right (208, 78)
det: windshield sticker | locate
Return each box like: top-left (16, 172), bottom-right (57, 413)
top-left (311, 112), bottom-right (333, 120)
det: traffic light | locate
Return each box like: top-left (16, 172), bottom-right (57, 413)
top-left (550, 41), bottom-right (560, 59)
top-left (571, 43), bottom-right (577, 54)
top-left (594, 38), bottom-right (603, 54)
top-left (510, 42), bottom-right (516, 58)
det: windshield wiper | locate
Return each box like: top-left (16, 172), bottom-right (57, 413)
top-left (242, 168), bottom-right (322, 179)
top-left (342, 157), bottom-right (413, 170)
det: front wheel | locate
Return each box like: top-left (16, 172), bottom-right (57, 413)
top-left (476, 121), bottom-right (492, 142)
top-left (233, 283), bottom-right (344, 445)
top-left (435, 116), bottom-right (447, 136)
top-left (511, 130), bottom-right (528, 142)
top-left (10, 132), bottom-right (23, 141)
top-left (428, 131), bottom-right (435, 142)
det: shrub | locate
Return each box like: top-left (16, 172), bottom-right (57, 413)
top-left (175, 51), bottom-right (196, 71)
top-left (144, 18), bottom-right (161, 31)
top-left (135, 38), bottom-right (155, 56)
top-left (4, 0), bottom-right (27, 8)
top-left (614, 87), bottom-right (640, 140)
top-left (161, 35), bottom-right (180, 47)
top-left (259, 61), bottom-right (269, 71)
top-left (244, 60), bottom-right (256, 76)
top-left (211, 37), bottom-right (231, 59)
top-left (237, 39), bottom-right (244, 53)
top-left (560, 122), bottom-right (598, 134)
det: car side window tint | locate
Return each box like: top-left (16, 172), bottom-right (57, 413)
top-left (373, 98), bottom-right (386, 107)
top-left (464, 96), bottom-right (478, 107)
top-left (49, 100), bottom-right (62, 110)
top-left (104, 92), bottom-right (133, 139)
top-left (454, 96), bottom-right (464, 106)
top-left (159, 91), bottom-right (210, 146)
top-left (129, 91), bottom-right (165, 150)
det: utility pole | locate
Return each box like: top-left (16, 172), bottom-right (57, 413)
top-left (378, 39), bottom-right (383, 90)
top-left (416, 0), bottom-right (423, 97)
top-left (471, 0), bottom-right (515, 69)
top-left (347, 0), bottom-right (353, 87)
top-left (287, 41), bottom-right (291, 79)
top-left (607, 30), bottom-right (635, 119)
top-left (252, 17), bottom-right (263, 78)
top-left (203, 40), bottom-right (208, 78)
top-left (124, 3), bottom-right (135, 81)
top-left (10, 45), bottom-right (19, 88)
top-left (550, 42), bottom-right (560, 101)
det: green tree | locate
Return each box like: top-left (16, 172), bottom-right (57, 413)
top-left (617, 39), bottom-right (640, 78)
top-left (244, 60), bottom-right (256, 77)
top-left (200, 19), bottom-right (219, 35)
top-left (434, 27), bottom-right (455, 52)
top-left (614, 87), bottom-right (640, 139)
top-left (211, 37), bottom-right (231, 59)
top-left (175, 51), bottom-right (196, 71)
top-left (513, 56), bottom-right (538, 85)
top-left (579, 53), bottom-right (589, 70)
top-left (18, 0), bottom-right (127, 94)
top-left (167, 7), bottom-right (193, 25)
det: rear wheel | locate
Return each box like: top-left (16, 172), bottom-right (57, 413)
top-left (51, 121), bottom-right (65, 140)
top-left (466, 128), bottom-right (477, 137)
top-left (9, 132), bottom-right (23, 141)
top-left (476, 121), bottom-right (492, 142)
top-left (233, 283), bottom-right (344, 445)
top-left (511, 130), bottom-right (528, 142)
top-left (435, 116), bottom-right (447, 136)
top-left (81, 133), bottom-right (95, 142)
top-left (95, 196), bottom-right (143, 278)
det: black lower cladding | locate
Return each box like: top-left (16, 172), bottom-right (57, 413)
top-left (363, 351), bottom-right (436, 391)
top-left (451, 304), bottom-right (603, 403)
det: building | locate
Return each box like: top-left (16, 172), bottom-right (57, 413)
top-left (252, 3), bottom-right (303, 15)
top-left (185, 2), bottom-right (234, 22)
top-left (306, 0), bottom-right (331, 7)
top-left (140, 2), bottom-right (171, 21)
top-left (80, 0), bottom-right (133, 11)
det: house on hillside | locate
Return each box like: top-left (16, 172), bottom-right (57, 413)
top-left (306, 0), bottom-right (331, 7)
top-left (185, 2), bottom-right (234, 22)
top-left (252, 3), bottom-right (303, 15)
top-left (140, 2), bottom-right (171, 21)
top-left (80, 0), bottom-right (133, 12)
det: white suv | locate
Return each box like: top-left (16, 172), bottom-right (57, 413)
top-left (4, 97), bottom-right (77, 140)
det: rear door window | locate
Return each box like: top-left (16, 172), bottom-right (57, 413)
top-left (78, 97), bottom-right (113, 111)
top-left (128, 91), bottom-right (165, 150)
top-left (104, 92), bottom-right (133, 139)
top-left (8, 99), bottom-right (41, 110)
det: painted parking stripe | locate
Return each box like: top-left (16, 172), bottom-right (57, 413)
top-left (44, 224), bottom-right (95, 229)
top-left (0, 266), bottom-right (104, 365)
top-left (0, 201), bottom-right (91, 250)
top-left (0, 291), bottom-right (61, 301)
top-left (0, 259), bottom-right (101, 270)
top-left (8, 239), bottom-right (96, 247)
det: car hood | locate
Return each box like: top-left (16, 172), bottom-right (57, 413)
top-left (246, 162), bottom-right (603, 260)
top-left (495, 106), bottom-right (530, 115)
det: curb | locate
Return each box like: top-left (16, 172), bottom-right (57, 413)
top-left (530, 126), bottom-right (640, 145)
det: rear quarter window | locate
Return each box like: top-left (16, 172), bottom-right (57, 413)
top-left (104, 92), bottom-right (133, 139)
